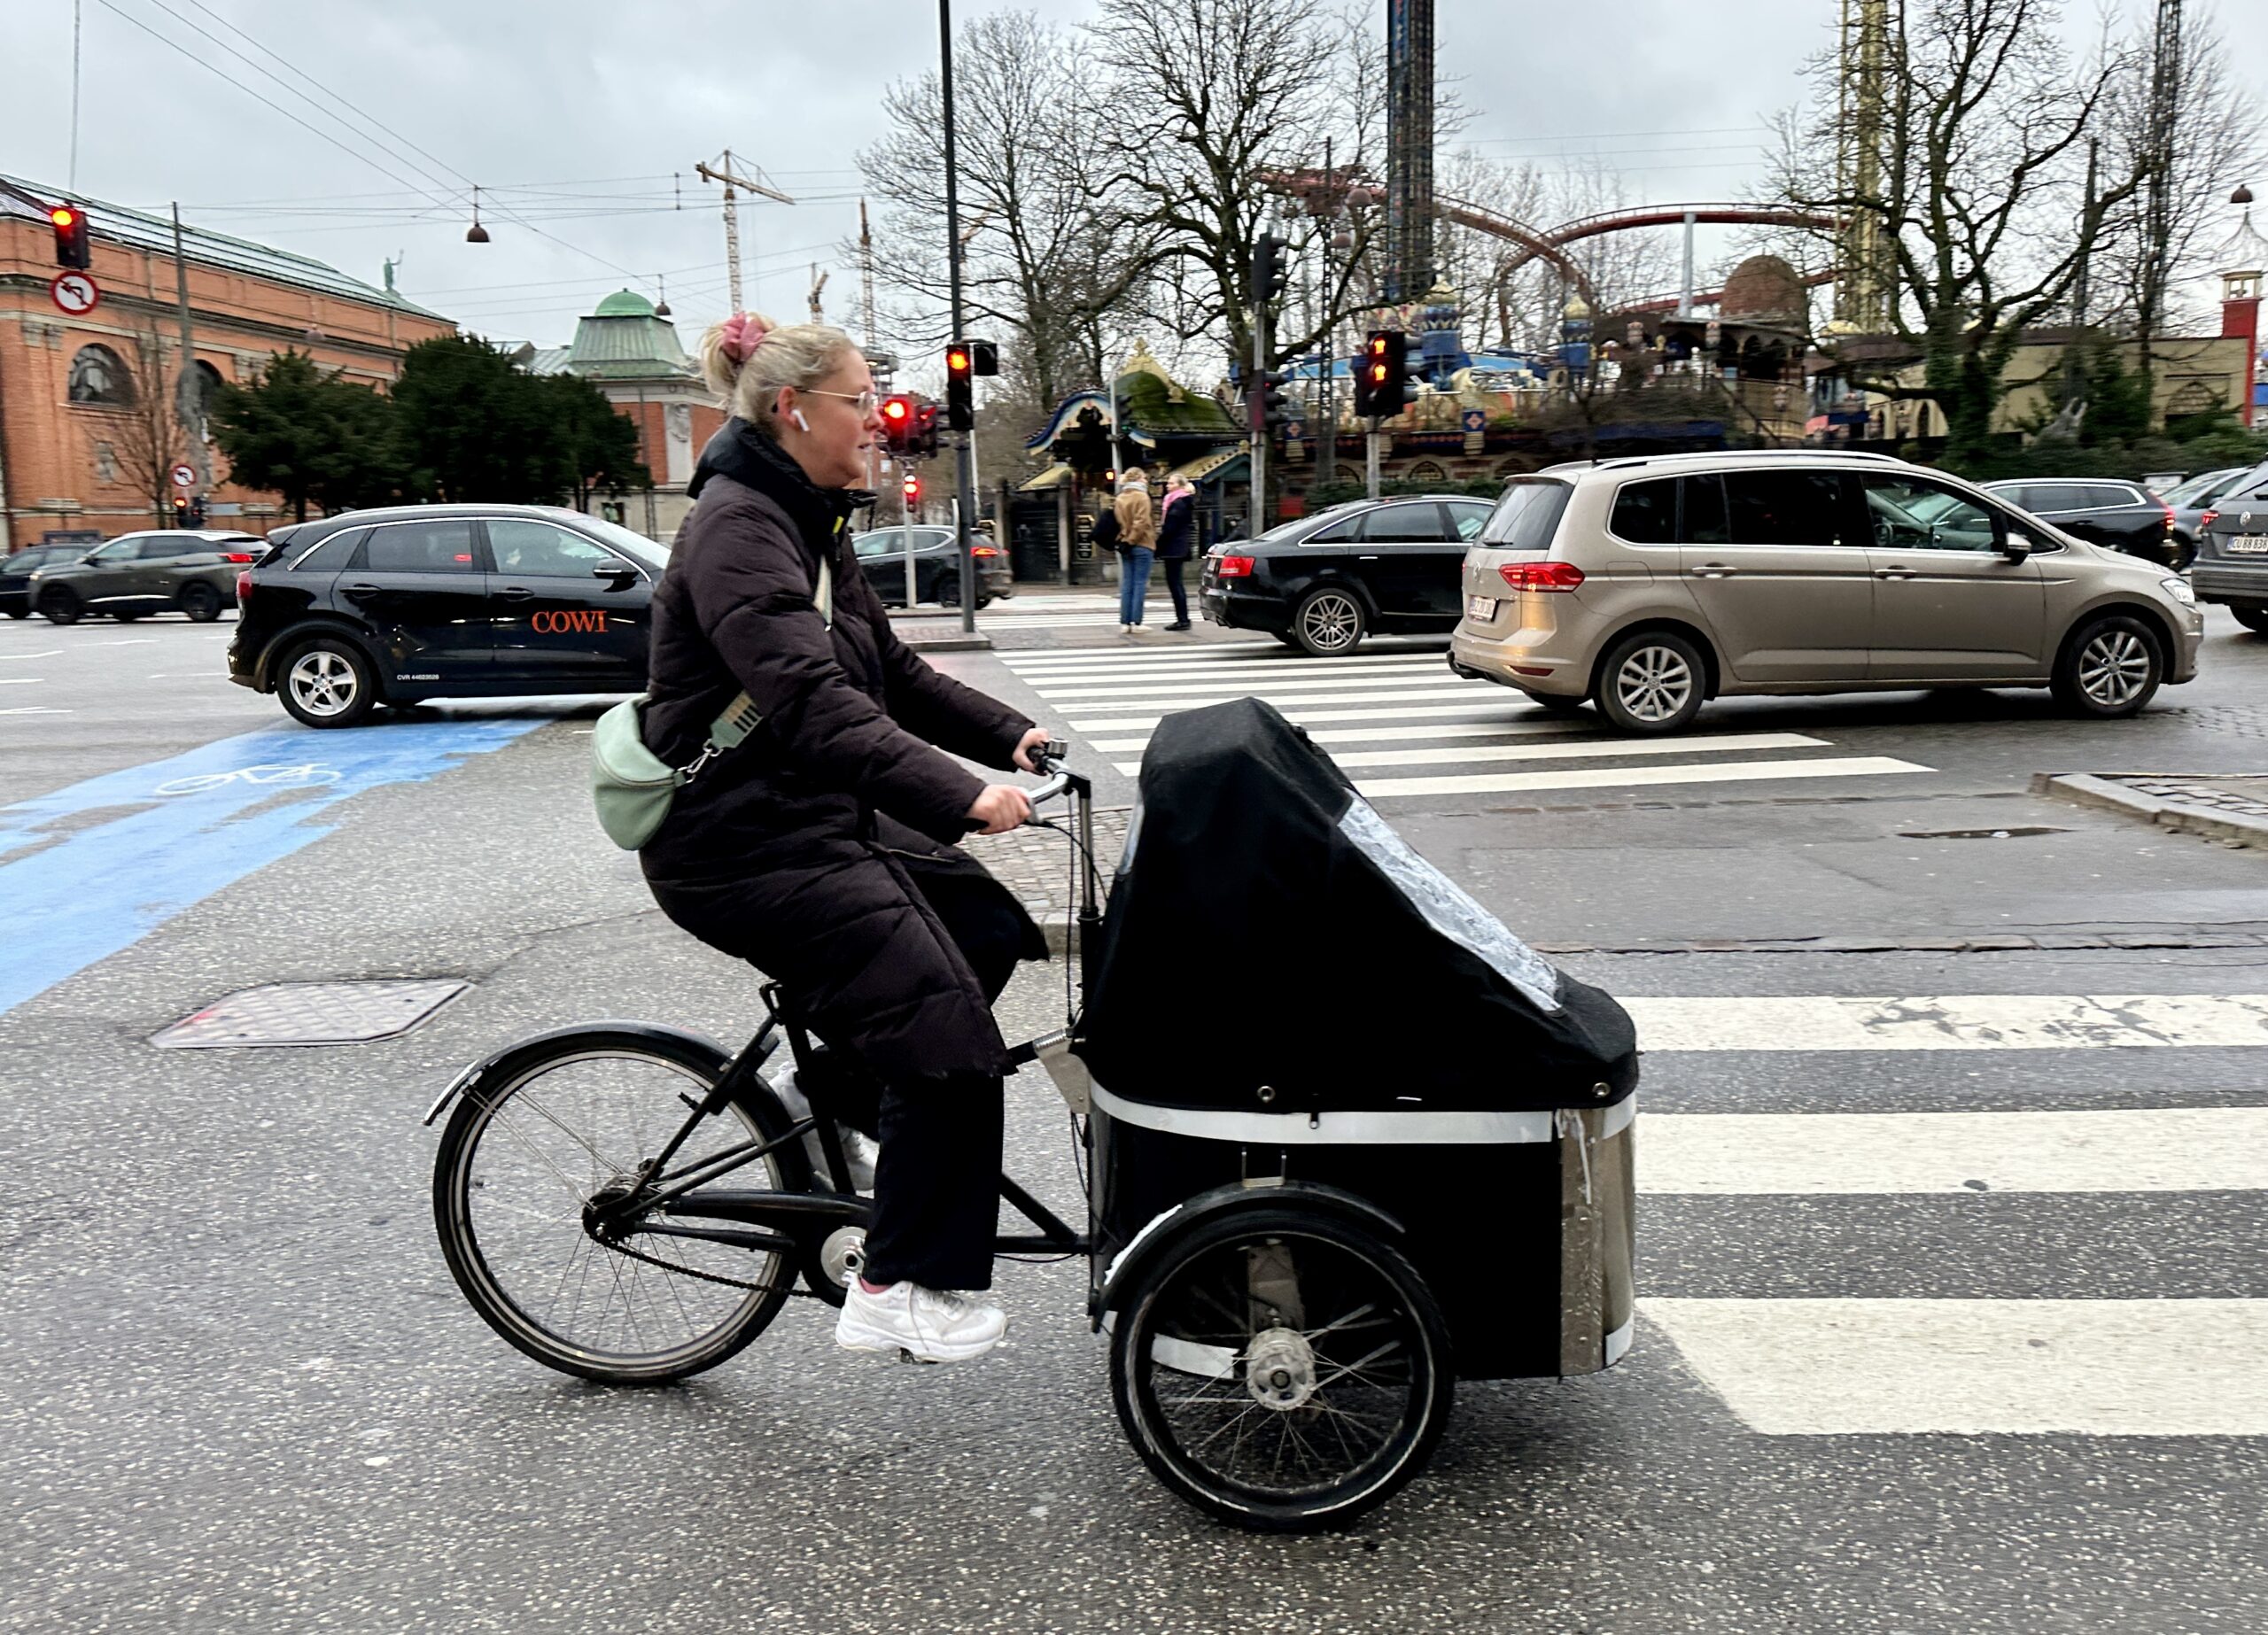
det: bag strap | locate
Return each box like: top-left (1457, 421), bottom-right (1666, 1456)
top-left (680, 556), bottom-right (833, 778)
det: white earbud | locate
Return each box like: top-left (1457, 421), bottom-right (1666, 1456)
top-left (790, 408), bottom-right (811, 432)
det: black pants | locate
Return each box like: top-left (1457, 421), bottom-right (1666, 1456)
top-left (801, 862), bottom-right (1024, 1290)
top-left (1161, 556), bottom-right (1189, 624)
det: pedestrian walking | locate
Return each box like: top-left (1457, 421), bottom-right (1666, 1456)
top-left (1155, 474), bottom-right (1196, 632)
top-left (639, 309), bottom-right (1053, 1364)
top-left (1114, 471), bottom-right (1157, 633)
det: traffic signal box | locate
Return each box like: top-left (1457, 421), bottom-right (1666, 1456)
top-left (1250, 234), bottom-right (1289, 306)
top-left (1354, 330), bottom-right (1410, 419)
top-left (902, 472), bottom-right (922, 506)
top-left (1259, 368), bottom-right (1293, 437)
top-left (943, 339), bottom-right (998, 432)
top-left (50, 204), bottom-right (91, 269)
top-left (880, 392), bottom-right (914, 453)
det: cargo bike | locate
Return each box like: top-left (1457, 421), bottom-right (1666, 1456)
top-left (427, 700), bottom-right (1640, 1530)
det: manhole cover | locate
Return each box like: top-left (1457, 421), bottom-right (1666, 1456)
top-left (151, 980), bottom-right (468, 1049)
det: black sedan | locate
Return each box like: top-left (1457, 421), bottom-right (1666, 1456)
top-left (229, 504), bottom-right (667, 727)
top-left (851, 524), bottom-right (1012, 608)
top-left (0, 543), bottom-right (99, 619)
top-left (1980, 478), bottom-right (2181, 568)
top-left (1200, 495), bottom-right (1494, 655)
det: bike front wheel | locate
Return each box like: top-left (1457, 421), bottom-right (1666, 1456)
top-left (431, 1028), bottom-right (808, 1385)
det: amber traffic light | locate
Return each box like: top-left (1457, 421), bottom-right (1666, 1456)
top-left (50, 204), bottom-right (91, 269)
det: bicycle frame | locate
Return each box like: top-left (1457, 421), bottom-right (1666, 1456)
top-left (586, 763), bottom-right (1104, 1268)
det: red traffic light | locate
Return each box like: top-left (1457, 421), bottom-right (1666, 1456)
top-left (881, 395), bottom-right (912, 424)
top-left (902, 473), bottom-right (922, 501)
top-left (50, 203), bottom-right (91, 270)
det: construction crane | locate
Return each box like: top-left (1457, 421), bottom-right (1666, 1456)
top-left (694, 150), bottom-right (795, 314)
top-left (808, 264), bottom-right (829, 325)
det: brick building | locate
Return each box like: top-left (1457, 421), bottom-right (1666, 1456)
top-left (1, 176), bottom-right (454, 552)
top-left (518, 290), bottom-right (726, 543)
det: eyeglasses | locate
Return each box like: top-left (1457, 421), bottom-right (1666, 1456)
top-left (804, 388), bottom-right (881, 415)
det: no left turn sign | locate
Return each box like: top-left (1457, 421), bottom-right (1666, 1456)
top-left (50, 272), bottom-right (100, 316)
top-left (170, 464), bottom-right (198, 489)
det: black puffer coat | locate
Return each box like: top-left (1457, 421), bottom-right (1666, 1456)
top-left (640, 419), bottom-right (1042, 1082)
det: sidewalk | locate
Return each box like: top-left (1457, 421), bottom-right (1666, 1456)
top-left (2036, 771), bottom-right (2268, 851)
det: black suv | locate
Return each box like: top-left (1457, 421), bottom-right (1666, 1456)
top-left (229, 505), bottom-right (668, 727)
top-left (1980, 478), bottom-right (2181, 567)
top-left (851, 524), bottom-right (1012, 608)
top-left (28, 530), bottom-right (264, 623)
top-left (1200, 494), bottom-right (1494, 655)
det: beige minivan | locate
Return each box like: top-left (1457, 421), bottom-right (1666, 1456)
top-left (1449, 451), bottom-right (2203, 733)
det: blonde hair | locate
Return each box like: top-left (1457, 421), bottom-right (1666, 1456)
top-left (697, 313), bottom-right (862, 437)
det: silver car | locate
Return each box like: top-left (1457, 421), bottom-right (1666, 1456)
top-left (1450, 450), bottom-right (2202, 733)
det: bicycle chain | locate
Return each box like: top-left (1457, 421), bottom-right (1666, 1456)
top-left (598, 1230), bottom-right (820, 1300)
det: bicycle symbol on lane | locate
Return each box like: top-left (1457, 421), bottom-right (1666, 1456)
top-left (154, 763), bottom-right (344, 797)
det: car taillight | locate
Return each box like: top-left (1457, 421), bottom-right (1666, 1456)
top-left (1216, 554), bottom-right (1255, 578)
top-left (235, 571), bottom-right (252, 601)
top-left (2201, 510), bottom-right (2218, 531)
top-left (1499, 560), bottom-right (1585, 593)
top-left (221, 551), bottom-right (255, 563)
top-left (2163, 506), bottom-right (2176, 532)
top-left (971, 545), bottom-right (998, 558)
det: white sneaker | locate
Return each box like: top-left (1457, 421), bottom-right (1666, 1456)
top-left (835, 1281), bottom-right (1006, 1363)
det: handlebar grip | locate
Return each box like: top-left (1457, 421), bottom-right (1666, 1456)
top-left (1026, 771), bottom-right (1073, 808)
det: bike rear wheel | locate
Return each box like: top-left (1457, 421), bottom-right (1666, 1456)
top-left (431, 1029), bottom-right (808, 1384)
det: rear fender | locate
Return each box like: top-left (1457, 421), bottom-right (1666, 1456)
top-left (1091, 1178), bottom-right (1405, 1328)
top-left (421, 1019), bottom-right (740, 1126)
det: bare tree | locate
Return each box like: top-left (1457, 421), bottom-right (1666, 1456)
top-left (106, 332), bottom-right (190, 529)
top-left (1772, 0), bottom-right (2145, 462)
top-left (858, 10), bottom-right (1150, 408)
top-left (2095, 4), bottom-right (2264, 390)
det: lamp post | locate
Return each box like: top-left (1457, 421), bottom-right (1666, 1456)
top-left (940, 0), bottom-right (979, 638)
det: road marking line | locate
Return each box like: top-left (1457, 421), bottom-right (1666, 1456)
top-left (1622, 992), bottom-right (2268, 1051)
top-left (1068, 685), bottom-right (1511, 717)
top-left (1008, 651), bottom-right (1441, 675)
top-left (1638, 1298), bottom-right (2268, 1436)
top-left (1000, 642), bottom-right (1324, 668)
top-left (0, 650), bottom-right (62, 661)
top-left (1035, 672), bottom-right (1475, 701)
top-left (96, 639), bottom-right (159, 647)
top-left (1110, 732), bottom-right (1835, 777)
top-left (1354, 755), bottom-right (1926, 800)
top-left (0, 678), bottom-right (44, 686)
top-left (1085, 720), bottom-right (1588, 753)
top-left (1641, 1107), bottom-right (2268, 1194)
top-left (0, 707), bottom-right (69, 716)
top-left (1021, 663), bottom-right (1449, 689)
top-left (1071, 701), bottom-right (1600, 732)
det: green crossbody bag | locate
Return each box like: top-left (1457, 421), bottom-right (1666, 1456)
top-left (589, 557), bottom-right (831, 850)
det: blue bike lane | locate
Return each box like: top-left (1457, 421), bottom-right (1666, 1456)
top-left (0, 717), bottom-right (544, 1017)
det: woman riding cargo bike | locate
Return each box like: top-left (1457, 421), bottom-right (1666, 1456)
top-left (426, 315), bottom-right (1643, 1529)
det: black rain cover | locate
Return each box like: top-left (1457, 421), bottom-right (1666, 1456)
top-left (1076, 699), bottom-right (1637, 1114)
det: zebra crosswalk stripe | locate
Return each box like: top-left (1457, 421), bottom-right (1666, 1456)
top-left (1107, 732), bottom-right (1835, 777)
top-left (1622, 992), bottom-right (2268, 1051)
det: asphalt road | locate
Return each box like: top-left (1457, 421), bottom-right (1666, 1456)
top-left (4, 597), bottom-right (2268, 1631)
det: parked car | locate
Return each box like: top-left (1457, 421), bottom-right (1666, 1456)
top-left (1449, 450), bottom-right (2202, 733)
top-left (1199, 494), bottom-right (1495, 655)
top-left (28, 530), bottom-right (264, 623)
top-left (850, 524), bottom-right (1011, 608)
top-left (0, 544), bottom-right (100, 619)
top-left (2187, 458), bottom-right (2268, 632)
top-left (229, 504), bottom-right (669, 727)
top-left (1979, 477), bottom-right (2183, 568)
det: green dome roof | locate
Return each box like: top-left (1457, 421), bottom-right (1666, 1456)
top-left (594, 288), bottom-right (656, 317)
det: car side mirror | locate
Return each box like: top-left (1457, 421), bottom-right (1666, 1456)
top-left (591, 562), bottom-right (641, 589)
top-left (2000, 532), bottom-right (2033, 562)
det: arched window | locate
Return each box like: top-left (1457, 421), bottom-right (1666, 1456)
top-left (68, 345), bottom-right (135, 407)
top-left (1405, 460), bottom-right (1448, 483)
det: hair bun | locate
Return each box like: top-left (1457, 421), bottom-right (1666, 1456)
top-left (718, 310), bottom-right (775, 365)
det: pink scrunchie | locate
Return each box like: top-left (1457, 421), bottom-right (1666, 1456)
top-left (718, 311), bottom-right (772, 364)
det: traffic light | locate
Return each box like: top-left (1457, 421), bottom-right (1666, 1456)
top-left (50, 203), bottom-right (90, 269)
top-left (1354, 330), bottom-right (1409, 418)
top-left (169, 493), bottom-right (191, 528)
top-left (878, 392), bottom-right (915, 453)
top-left (902, 471), bottom-right (922, 507)
top-left (1258, 368), bottom-right (1294, 437)
top-left (944, 340), bottom-right (975, 430)
top-left (913, 401), bottom-right (941, 460)
top-left (1249, 234), bottom-right (1289, 306)
top-left (966, 338), bottom-right (998, 376)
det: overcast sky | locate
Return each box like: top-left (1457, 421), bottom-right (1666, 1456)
top-left (10, 0), bottom-right (2264, 369)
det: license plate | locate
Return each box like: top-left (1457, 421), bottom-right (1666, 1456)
top-left (2225, 536), bottom-right (2268, 554)
top-left (1466, 594), bottom-right (1501, 620)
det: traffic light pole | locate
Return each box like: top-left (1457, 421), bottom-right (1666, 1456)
top-left (939, 0), bottom-right (978, 638)
top-left (1366, 416), bottom-right (1382, 501)
top-left (1249, 305), bottom-right (1267, 534)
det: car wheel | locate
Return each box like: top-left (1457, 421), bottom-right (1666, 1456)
top-left (1291, 585), bottom-right (1365, 656)
top-left (2230, 602), bottom-right (2268, 635)
top-left (177, 582), bottom-right (223, 623)
top-left (278, 637), bottom-right (379, 728)
top-left (2053, 615), bottom-right (2162, 717)
top-left (37, 586), bottom-right (82, 625)
top-left (1595, 630), bottom-right (1707, 733)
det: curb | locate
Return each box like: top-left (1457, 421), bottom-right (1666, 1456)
top-left (2032, 771), bottom-right (2268, 851)
top-left (903, 634), bottom-right (994, 653)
